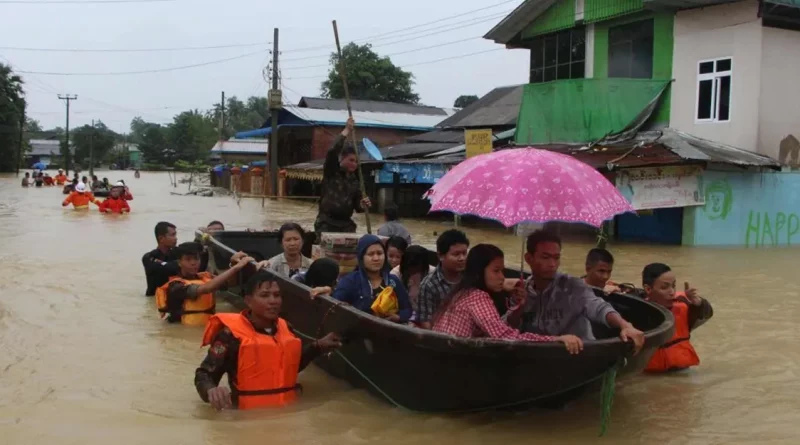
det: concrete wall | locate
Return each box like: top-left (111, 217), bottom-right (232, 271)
top-left (684, 170), bottom-right (800, 247)
top-left (670, 1), bottom-right (762, 150)
top-left (758, 26), bottom-right (800, 163)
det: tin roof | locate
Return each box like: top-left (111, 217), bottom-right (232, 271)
top-left (28, 139), bottom-right (64, 156)
top-left (210, 139), bottom-right (269, 155)
top-left (436, 85), bottom-right (524, 129)
top-left (483, 0), bottom-right (559, 45)
top-left (284, 105), bottom-right (451, 131)
top-left (298, 97), bottom-right (456, 116)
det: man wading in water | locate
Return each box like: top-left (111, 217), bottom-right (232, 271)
top-left (314, 117), bottom-right (371, 238)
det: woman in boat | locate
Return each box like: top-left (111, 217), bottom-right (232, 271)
top-left (196, 270), bottom-right (342, 411)
top-left (390, 245), bottom-right (435, 323)
top-left (294, 257), bottom-right (340, 298)
top-left (432, 244), bottom-right (583, 354)
top-left (333, 234), bottom-right (412, 323)
top-left (385, 236), bottom-right (408, 270)
top-left (267, 223), bottom-right (312, 277)
top-left (640, 263), bottom-right (713, 373)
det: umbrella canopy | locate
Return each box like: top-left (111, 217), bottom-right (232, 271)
top-left (425, 148), bottom-right (633, 228)
top-left (32, 162), bottom-right (47, 170)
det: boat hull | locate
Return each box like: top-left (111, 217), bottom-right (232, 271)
top-left (207, 232), bottom-right (675, 412)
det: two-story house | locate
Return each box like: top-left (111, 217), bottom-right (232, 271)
top-left (485, 0), bottom-right (800, 247)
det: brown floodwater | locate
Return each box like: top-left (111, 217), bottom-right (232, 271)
top-left (0, 171), bottom-right (798, 445)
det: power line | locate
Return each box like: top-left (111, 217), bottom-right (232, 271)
top-left (0, 0), bottom-right (173, 3)
top-left (0, 42), bottom-right (271, 53)
top-left (16, 49), bottom-right (268, 75)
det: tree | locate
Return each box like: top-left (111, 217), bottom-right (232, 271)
top-left (168, 110), bottom-right (217, 164)
top-left (208, 95), bottom-right (271, 138)
top-left (321, 43), bottom-right (419, 104)
top-left (137, 123), bottom-right (169, 165)
top-left (71, 121), bottom-right (118, 167)
top-left (0, 63), bottom-right (26, 172)
top-left (454, 95), bottom-right (479, 108)
top-left (25, 117), bottom-right (42, 133)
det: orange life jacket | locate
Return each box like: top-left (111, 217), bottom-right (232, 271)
top-left (155, 272), bottom-right (215, 325)
top-left (54, 174), bottom-right (68, 185)
top-left (202, 313), bottom-right (302, 409)
top-left (62, 191), bottom-right (96, 209)
top-left (645, 294), bottom-right (700, 373)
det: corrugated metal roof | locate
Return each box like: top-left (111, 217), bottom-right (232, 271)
top-left (436, 85), bottom-right (524, 128)
top-left (298, 97), bottom-right (457, 116)
top-left (210, 139), bottom-right (269, 154)
top-left (28, 139), bottom-right (62, 156)
top-left (284, 105), bottom-right (447, 130)
top-left (381, 142), bottom-right (458, 159)
top-left (484, 0), bottom-right (559, 44)
top-left (425, 128), bottom-right (517, 158)
top-left (407, 129), bottom-right (465, 144)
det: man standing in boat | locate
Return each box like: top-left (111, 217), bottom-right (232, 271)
top-left (314, 117), bottom-right (371, 238)
top-left (507, 230), bottom-right (645, 353)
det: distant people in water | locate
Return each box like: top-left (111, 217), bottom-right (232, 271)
top-left (43, 173), bottom-right (54, 186)
top-left (21, 172), bottom-right (31, 187)
top-left (377, 204), bottom-right (412, 244)
top-left (118, 179), bottom-right (133, 200)
top-left (195, 270), bottom-right (341, 411)
top-left (54, 170), bottom-right (68, 186)
top-left (97, 182), bottom-right (131, 214)
top-left (34, 172), bottom-right (44, 187)
top-left (640, 263), bottom-right (713, 373)
top-left (62, 183), bottom-right (98, 210)
top-left (134, 169), bottom-right (140, 179)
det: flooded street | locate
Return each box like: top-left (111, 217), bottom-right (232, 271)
top-left (0, 171), bottom-right (798, 445)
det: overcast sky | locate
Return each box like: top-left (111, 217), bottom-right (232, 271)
top-left (1, 0), bottom-right (528, 132)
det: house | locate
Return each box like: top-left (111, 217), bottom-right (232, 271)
top-left (209, 139), bottom-right (270, 164)
top-left (26, 139), bottom-right (65, 169)
top-left (484, 0), bottom-right (795, 246)
top-left (128, 144), bottom-right (142, 169)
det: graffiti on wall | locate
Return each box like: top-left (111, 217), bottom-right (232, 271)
top-left (744, 211), bottom-right (800, 247)
top-left (703, 180), bottom-right (733, 221)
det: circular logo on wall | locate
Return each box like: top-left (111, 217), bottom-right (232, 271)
top-left (704, 180), bottom-right (733, 221)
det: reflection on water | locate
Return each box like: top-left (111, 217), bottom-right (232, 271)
top-left (0, 171), bottom-right (798, 444)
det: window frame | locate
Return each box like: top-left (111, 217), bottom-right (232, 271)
top-left (695, 57), bottom-right (733, 124)
top-left (607, 18), bottom-right (655, 80)
top-left (528, 27), bottom-right (586, 84)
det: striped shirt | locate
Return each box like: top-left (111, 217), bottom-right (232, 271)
top-left (417, 266), bottom-right (458, 323)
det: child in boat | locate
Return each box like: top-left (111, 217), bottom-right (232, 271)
top-left (641, 263), bottom-right (713, 373)
top-left (156, 243), bottom-right (259, 326)
top-left (385, 236), bottom-right (408, 270)
top-left (97, 182), bottom-right (131, 214)
top-left (390, 245), bottom-right (435, 324)
top-left (62, 182), bottom-right (98, 209)
top-left (432, 244), bottom-right (582, 353)
top-left (332, 234), bottom-right (412, 323)
top-left (417, 229), bottom-right (470, 329)
top-left (195, 270), bottom-right (342, 411)
top-left (377, 204), bottom-right (412, 244)
top-left (267, 223), bottom-right (312, 277)
top-left (294, 257), bottom-right (340, 298)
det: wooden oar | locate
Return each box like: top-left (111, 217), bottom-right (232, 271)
top-left (332, 20), bottom-right (372, 234)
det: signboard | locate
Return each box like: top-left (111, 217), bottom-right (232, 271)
top-left (375, 162), bottom-right (449, 184)
top-left (465, 129), bottom-right (493, 158)
top-left (268, 89), bottom-right (282, 110)
top-left (621, 166), bottom-right (705, 210)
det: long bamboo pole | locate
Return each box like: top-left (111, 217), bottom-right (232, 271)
top-left (332, 20), bottom-right (372, 234)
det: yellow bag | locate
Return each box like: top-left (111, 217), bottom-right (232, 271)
top-left (370, 286), bottom-right (399, 317)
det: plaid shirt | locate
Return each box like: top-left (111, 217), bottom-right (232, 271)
top-left (417, 266), bottom-right (457, 323)
top-left (433, 288), bottom-right (556, 342)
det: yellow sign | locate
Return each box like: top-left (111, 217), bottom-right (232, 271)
top-left (465, 129), bottom-right (493, 158)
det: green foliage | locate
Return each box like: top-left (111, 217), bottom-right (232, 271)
top-left (0, 63), bottom-right (25, 172)
top-left (454, 95), bottom-right (479, 108)
top-left (71, 121), bottom-right (119, 166)
top-left (321, 43), bottom-right (419, 104)
top-left (169, 110), bottom-right (217, 165)
top-left (174, 159), bottom-right (208, 172)
top-left (207, 95), bottom-right (270, 139)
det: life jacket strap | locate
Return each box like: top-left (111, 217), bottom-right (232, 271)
top-left (238, 384), bottom-right (302, 397)
top-left (659, 336), bottom-right (691, 349)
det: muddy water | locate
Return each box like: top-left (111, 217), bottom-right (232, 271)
top-left (0, 171), bottom-right (798, 445)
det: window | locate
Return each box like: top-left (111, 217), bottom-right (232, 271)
top-left (608, 19), bottom-right (654, 79)
top-left (696, 58), bottom-right (732, 122)
top-left (529, 28), bottom-right (585, 84)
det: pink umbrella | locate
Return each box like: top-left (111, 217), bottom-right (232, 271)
top-left (425, 148), bottom-right (633, 227)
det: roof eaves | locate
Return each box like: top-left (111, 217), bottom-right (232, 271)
top-left (483, 0), bottom-right (558, 44)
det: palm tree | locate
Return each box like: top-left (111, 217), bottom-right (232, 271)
top-left (0, 63), bottom-right (26, 172)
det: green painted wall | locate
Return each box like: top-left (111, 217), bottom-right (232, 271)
top-left (593, 11), bottom-right (674, 124)
top-left (520, 0), bottom-right (576, 39)
top-left (585, 0), bottom-right (643, 23)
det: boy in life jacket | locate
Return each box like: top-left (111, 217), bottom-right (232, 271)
top-left (62, 183), bottom-right (98, 210)
top-left (641, 263), bottom-right (714, 373)
top-left (196, 270), bottom-right (342, 411)
top-left (97, 182), bottom-right (131, 214)
top-left (156, 242), bottom-right (256, 326)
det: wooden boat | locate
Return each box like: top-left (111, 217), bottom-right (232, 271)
top-left (205, 231), bottom-right (674, 413)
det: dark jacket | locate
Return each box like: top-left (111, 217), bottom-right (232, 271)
top-left (141, 248), bottom-right (179, 296)
top-left (316, 135), bottom-right (362, 229)
top-left (332, 235), bottom-right (412, 322)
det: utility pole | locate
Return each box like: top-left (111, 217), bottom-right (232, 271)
top-left (219, 91), bottom-right (225, 140)
top-left (89, 119), bottom-right (95, 176)
top-left (16, 100), bottom-right (25, 176)
top-left (263, 28), bottom-right (281, 206)
top-left (58, 94), bottom-right (77, 175)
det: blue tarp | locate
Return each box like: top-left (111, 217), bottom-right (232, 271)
top-left (376, 162), bottom-right (449, 184)
top-left (235, 127), bottom-right (272, 139)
